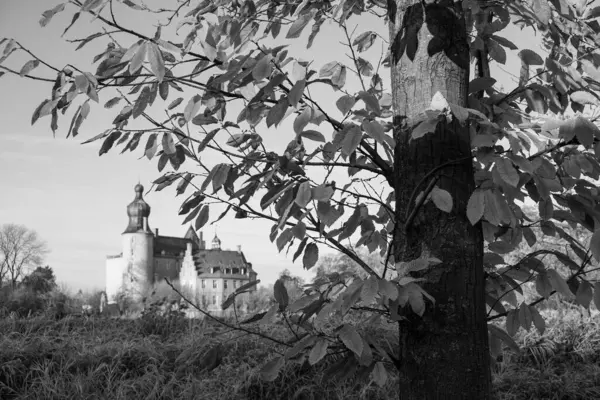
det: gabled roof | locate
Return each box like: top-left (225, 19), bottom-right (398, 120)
top-left (193, 249), bottom-right (249, 272)
top-left (154, 235), bottom-right (192, 257)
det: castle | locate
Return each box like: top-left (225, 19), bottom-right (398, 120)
top-left (105, 184), bottom-right (258, 312)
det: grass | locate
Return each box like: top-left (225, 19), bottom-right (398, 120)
top-left (493, 308), bottom-right (600, 400)
top-left (1, 304), bottom-right (599, 399)
top-left (0, 314), bottom-right (399, 400)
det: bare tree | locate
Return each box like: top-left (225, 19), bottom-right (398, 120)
top-left (0, 224), bottom-right (49, 289)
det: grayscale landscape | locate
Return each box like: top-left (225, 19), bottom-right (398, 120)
top-left (2, 0), bottom-right (600, 399)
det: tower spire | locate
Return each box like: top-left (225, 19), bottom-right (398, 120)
top-left (123, 183), bottom-right (152, 234)
top-left (211, 226), bottom-right (221, 250)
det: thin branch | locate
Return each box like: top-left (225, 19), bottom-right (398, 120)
top-left (165, 278), bottom-right (291, 347)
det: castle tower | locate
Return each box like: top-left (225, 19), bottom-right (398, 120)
top-left (121, 183), bottom-right (154, 301)
top-left (211, 233), bottom-right (221, 250)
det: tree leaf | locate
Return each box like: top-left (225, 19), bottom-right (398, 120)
top-left (488, 324), bottom-right (520, 353)
top-left (300, 130), bottom-right (325, 142)
top-left (468, 77), bottom-right (496, 94)
top-left (288, 79), bottom-right (305, 108)
top-left (529, 306), bottom-right (545, 335)
top-left (19, 60), bottom-right (40, 77)
top-left (303, 242), bottom-right (319, 269)
top-left (361, 119), bottom-right (387, 145)
top-left (319, 61), bottom-right (340, 78)
top-left (98, 131), bottom-right (121, 156)
top-left (339, 324), bottom-right (363, 356)
top-left (576, 280), bottom-right (593, 308)
top-left (168, 97), bottom-right (183, 110)
top-left (331, 65), bottom-right (347, 89)
top-left (194, 205), bottom-right (210, 230)
top-left (518, 304), bottom-right (533, 331)
top-left (129, 41), bottom-right (147, 73)
top-left (293, 107), bottom-right (312, 134)
top-left (594, 282), bottom-right (600, 311)
top-left (353, 31), bottom-right (377, 52)
top-left (518, 49), bottom-right (543, 66)
top-left (547, 269), bottom-right (573, 298)
top-left (274, 278), bottom-right (289, 310)
top-left (144, 133), bottom-right (158, 159)
top-left (212, 164), bottom-right (230, 192)
top-left (505, 309), bottom-right (520, 336)
top-left (357, 91), bottom-right (381, 115)
top-left (162, 132), bottom-right (176, 155)
top-left (336, 94), bottom-right (356, 115)
top-left (266, 96), bottom-right (288, 127)
top-left (533, 0), bottom-right (551, 26)
top-left (591, 230), bottom-right (600, 263)
top-left (371, 362), bottom-right (388, 387)
top-left (292, 221), bottom-right (306, 240)
top-left (411, 118), bottom-right (439, 139)
top-left (253, 55), bottom-right (272, 80)
top-left (286, 10), bottom-right (313, 39)
top-left (467, 189), bottom-right (485, 225)
top-left (260, 356), bottom-right (284, 381)
top-left (488, 38), bottom-right (507, 64)
top-left (192, 114), bottom-right (218, 125)
top-left (496, 158), bottom-right (519, 188)
top-left (295, 181), bottom-right (312, 207)
top-left (430, 187), bottom-right (452, 213)
top-left (535, 272), bottom-right (552, 298)
top-left (309, 338), bottom-right (329, 365)
top-left (570, 91), bottom-right (600, 106)
top-left (361, 275), bottom-right (379, 305)
top-left (147, 42), bottom-right (165, 82)
top-left (39, 3), bottom-right (66, 27)
top-left (341, 125), bottom-right (362, 156)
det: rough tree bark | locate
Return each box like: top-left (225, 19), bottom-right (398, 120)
top-left (389, 0), bottom-right (492, 398)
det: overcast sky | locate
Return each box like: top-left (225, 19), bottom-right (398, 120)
top-left (0, 0), bottom-right (537, 292)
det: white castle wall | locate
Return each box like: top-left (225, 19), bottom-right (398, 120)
top-left (105, 257), bottom-right (127, 303)
top-left (179, 242), bottom-right (198, 299)
top-left (121, 232), bottom-right (154, 301)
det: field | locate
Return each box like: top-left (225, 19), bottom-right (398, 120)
top-left (1, 304), bottom-right (600, 400)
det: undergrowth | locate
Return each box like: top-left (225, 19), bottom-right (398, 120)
top-left (0, 314), bottom-right (399, 400)
top-left (2, 304), bottom-right (599, 399)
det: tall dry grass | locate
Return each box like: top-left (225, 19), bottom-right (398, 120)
top-left (0, 312), bottom-right (399, 400)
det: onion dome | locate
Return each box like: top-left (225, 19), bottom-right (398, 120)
top-left (211, 234), bottom-right (221, 250)
top-left (123, 184), bottom-right (153, 234)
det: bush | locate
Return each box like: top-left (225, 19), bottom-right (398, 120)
top-left (136, 297), bottom-right (190, 338)
top-left (0, 287), bottom-right (46, 317)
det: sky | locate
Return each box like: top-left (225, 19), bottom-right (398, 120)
top-left (0, 0), bottom-right (538, 293)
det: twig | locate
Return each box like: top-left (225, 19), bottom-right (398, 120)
top-left (164, 278), bottom-right (291, 347)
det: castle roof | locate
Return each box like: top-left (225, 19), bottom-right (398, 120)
top-left (154, 235), bottom-right (191, 257)
top-left (194, 249), bottom-right (247, 270)
top-left (123, 184), bottom-right (152, 234)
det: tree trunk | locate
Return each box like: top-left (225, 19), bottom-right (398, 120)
top-left (388, 0), bottom-right (492, 398)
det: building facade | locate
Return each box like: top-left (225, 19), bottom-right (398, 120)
top-left (105, 184), bottom-right (257, 312)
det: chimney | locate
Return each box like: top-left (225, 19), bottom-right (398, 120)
top-left (155, 228), bottom-right (159, 236)
top-left (237, 245), bottom-right (242, 253)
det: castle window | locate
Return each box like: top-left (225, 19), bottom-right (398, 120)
top-left (202, 295), bottom-right (206, 306)
top-left (233, 280), bottom-right (237, 289)
top-left (201, 280), bottom-right (205, 288)
top-left (212, 295), bottom-right (216, 305)
top-left (224, 280), bottom-right (228, 289)
top-left (213, 280), bottom-right (217, 289)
